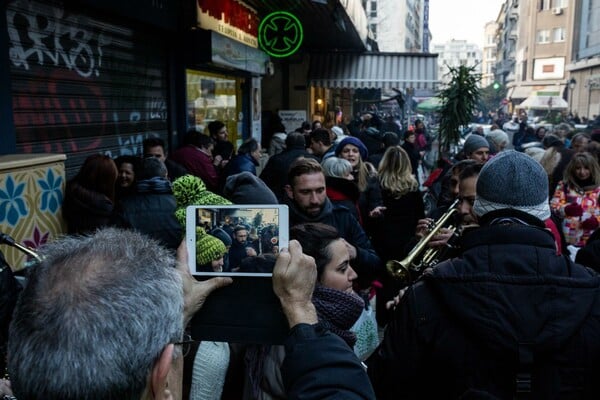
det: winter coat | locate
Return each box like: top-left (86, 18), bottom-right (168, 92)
top-left (282, 324), bottom-right (376, 400)
top-left (367, 214), bottom-right (600, 399)
top-left (259, 147), bottom-right (318, 200)
top-left (170, 145), bottom-right (219, 192)
top-left (225, 153), bottom-right (258, 178)
top-left (63, 180), bottom-right (114, 234)
top-left (325, 176), bottom-right (362, 225)
top-left (551, 181), bottom-right (600, 246)
top-left (371, 188), bottom-right (424, 263)
top-left (401, 141), bottom-right (422, 179)
top-left (285, 196), bottom-right (382, 287)
top-left (112, 177), bottom-right (182, 251)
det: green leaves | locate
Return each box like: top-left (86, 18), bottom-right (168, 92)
top-left (437, 65), bottom-right (481, 153)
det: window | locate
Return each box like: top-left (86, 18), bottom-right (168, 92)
top-left (540, 0), bottom-right (551, 10)
top-left (553, 27), bottom-right (565, 42)
top-left (370, 23), bottom-right (377, 39)
top-left (536, 29), bottom-right (551, 43)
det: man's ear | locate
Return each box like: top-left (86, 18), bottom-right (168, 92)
top-left (151, 344), bottom-right (174, 398)
top-left (284, 184), bottom-right (294, 200)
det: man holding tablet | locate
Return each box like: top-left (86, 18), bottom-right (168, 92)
top-left (5, 228), bottom-right (374, 400)
top-left (284, 157), bottom-right (382, 286)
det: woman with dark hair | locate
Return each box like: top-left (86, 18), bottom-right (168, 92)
top-left (244, 222), bottom-right (364, 399)
top-left (63, 154), bottom-right (118, 234)
top-left (114, 155), bottom-right (141, 200)
top-left (551, 152), bottom-right (600, 247)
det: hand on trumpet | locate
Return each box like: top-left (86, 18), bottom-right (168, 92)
top-left (415, 219), bottom-right (455, 248)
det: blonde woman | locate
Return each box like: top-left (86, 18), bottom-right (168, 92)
top-left (372, 146), bottom-right (424, 263)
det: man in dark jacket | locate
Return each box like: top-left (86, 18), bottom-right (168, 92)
top-left (260, 132), bottom-right (318, 200)
top-left (367, 151), bottom-right (600, 399)
top-left (283, 158), bottom-right (382, 287)
top-left (113, 157), bottom-right (182, 251)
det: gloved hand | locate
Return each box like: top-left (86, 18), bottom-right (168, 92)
top-left (564, 203), bottom-right (584, 217)
top-left (581, 216), bottom-right (599, 231)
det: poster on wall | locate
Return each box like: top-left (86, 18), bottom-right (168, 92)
top-left (252, 77), bottom-right (262, 141)
top-left (278, 110), bottom-right (307, 134)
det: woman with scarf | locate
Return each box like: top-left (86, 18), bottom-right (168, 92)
top-left (551, 152), bottom-right (600, 247)
top-left (243, 223), bottom-right (364, 399)
top-left (335, 137), bottom-right (383, 235)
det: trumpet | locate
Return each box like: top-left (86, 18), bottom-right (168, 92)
top-left (386, 198), bottom-right (460, 281)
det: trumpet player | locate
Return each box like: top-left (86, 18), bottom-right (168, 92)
top-left (367, 151), bottom-right (600, 399)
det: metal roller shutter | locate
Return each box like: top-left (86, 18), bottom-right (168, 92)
top-left (7, 0), bottom-right (169, 177)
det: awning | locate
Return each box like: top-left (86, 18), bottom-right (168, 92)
top-left (518, 87), bottom-right (568, 110)
top-left (309, 52), bottom-right (439, 90)
top-left (508, 85), bottom-right (534, 99)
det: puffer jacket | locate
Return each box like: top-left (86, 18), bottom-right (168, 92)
top-left (368, 212), bottom-right (600, 399)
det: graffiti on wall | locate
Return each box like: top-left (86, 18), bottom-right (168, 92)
top-left (6, 0), bottom-right (168, 169)
top-left (6, 0), bottom-right (110, 78)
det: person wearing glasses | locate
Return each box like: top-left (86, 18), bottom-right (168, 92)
top-left (6, 228), bottom-right (373, 400)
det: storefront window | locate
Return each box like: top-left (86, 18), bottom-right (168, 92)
top-left (186, 69), bottom-right (243, 144)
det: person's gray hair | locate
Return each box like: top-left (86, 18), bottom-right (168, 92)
top-left (139, 156), bottom-right (168, 180)
top-left (321, 157), bottom-right (352, 178)
top-left (8, 228), bottom-right (183, 400)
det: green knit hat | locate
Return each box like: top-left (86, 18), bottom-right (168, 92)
top-left (196, 227), bottom-right (227, 266)
top-left (172, 175), bottom-right (232, 227)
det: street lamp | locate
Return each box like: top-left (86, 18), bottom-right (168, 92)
top-left (568, 77), bottom-right (577, 116)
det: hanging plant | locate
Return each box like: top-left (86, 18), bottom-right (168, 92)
top-left (437, 64), bottom-right (481, 156)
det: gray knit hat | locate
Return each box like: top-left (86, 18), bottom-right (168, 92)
top-left (473, 150), bottom-right (550, 220)
top-left (463, 134), bottom-right (490, 156)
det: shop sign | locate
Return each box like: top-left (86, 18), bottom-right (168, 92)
top-left (278, 110), bottom-right (307, 134)
top-left (197, 0), bottom-right (259, 48)
top-left (258, 11), bottom-right (303, 58)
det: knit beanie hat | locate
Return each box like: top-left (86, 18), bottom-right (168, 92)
top-left (335, 136), bottom-right (368, 160)
top-left (473, 150), bottom-right (550, 220)
top-left (463, 134), bottom-right (490, 156)
top-left (223, 172), bottom-right (278, 204)
top-left (172, 175), bottom-right (232, 226)
top-left (196, 227), bottom-right (227, 266)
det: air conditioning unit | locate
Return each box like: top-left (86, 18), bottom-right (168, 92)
top-left (552, 7), bottom-right (563, 15)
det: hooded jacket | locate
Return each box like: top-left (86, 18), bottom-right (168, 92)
top-left (367, 218), bottom-right (600, 399)
top-left (285, 196), bottom-right (382, 287)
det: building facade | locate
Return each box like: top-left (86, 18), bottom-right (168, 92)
top-left (432, 40), bottom-right (482, 85)
top-left (482, 21), bottom-right (499, 88)
top-left (362, 0), bottom-right (426, 52)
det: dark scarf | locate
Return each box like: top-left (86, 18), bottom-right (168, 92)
top-left (135, 177), bottom-right (172, 194)
top-left (312, 284), bottom-right (364, 347)
top-left (573, 176), bottom-right (597, 191)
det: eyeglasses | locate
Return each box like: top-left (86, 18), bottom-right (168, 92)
top-left (172, 334), bottom-right (196, 358)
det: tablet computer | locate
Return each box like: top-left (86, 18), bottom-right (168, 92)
top-left (186, 204), bottom-right (289, 276)
top-left (185, 204), bottom-right (290, 344)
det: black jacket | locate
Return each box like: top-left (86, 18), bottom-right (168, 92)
top-left (281, 323), bottom-right (375, 400)
top-left (286, 197), bottom-right (382, 286)
top-left (112, 178), bottom-right (182, 251)
top-left (367, 215), bottom-right (600, 399)
top-left (260, 147), bottom-right (318, 201)
top-left (63, 180), bottom-right (114, 234)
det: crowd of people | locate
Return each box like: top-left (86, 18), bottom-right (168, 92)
top-left (2, 111), bottom-right (600, 399)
